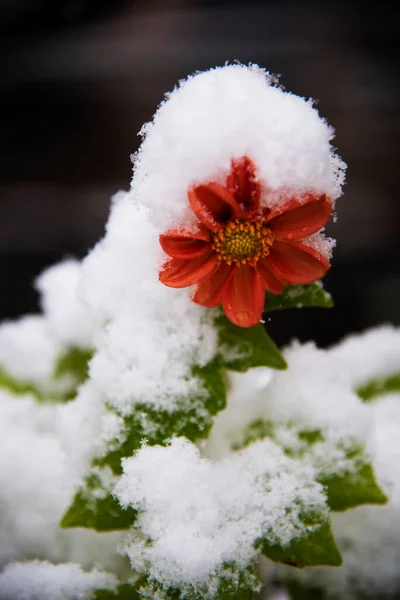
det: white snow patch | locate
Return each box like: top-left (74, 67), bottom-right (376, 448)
top-left (0, 315), bottom-right (60, 384)
top-left (36, 259), bottom-right (95, 349)
top-left (0, 561), bottom-right (117, 600)
top-left (0, 388), bottom-right (123, 573)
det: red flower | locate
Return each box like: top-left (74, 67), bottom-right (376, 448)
top-left (159, 157), bottom-right (332, 328)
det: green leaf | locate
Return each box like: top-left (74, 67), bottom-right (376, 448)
top-left (285, 579), bottom-right (327, 600)
top-left (215, 314), bottom-right (287, 371)
top-left (60, 473), bottom-right (136, 531)
top-left (284, 579), bottom-right (400, 600)
top-left (356, 373), bottom-right (400, 402)
top-left (0, 366), bottom-right (44, 401)
top-left (54, 347), bottom-right (93, 384)
top-left (94, 582), bottom-right (143, 600)
top-left (259, 522), bottom-right (342, 568)
top-left (264, 283), bottom-right (333, 313)
top-left (61, 359), bottom-right (227, 532)
top-left (320, 462), bottom-right (388, 511)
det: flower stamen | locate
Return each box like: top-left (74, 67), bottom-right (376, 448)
top-left (211, 219), bottom-right (275, 266)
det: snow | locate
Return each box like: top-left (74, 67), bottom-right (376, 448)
top-left (0, 561), bottom-right (117, 600)
top-left (0, 315), bottom-right (61, 384)
top-left (116, 437), bottom-right (327, 595)
top-left (0, 388), bottom-right (124, 574)
top-left (36, 259), bottom-right (95, 349)
top-left (301, 230), bottom-right (336, 261)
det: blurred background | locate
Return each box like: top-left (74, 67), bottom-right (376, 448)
top-left (0, 0), bottom-right (398, 347)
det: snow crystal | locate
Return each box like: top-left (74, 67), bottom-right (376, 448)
top-left (301, 231), bottom-right (336, 261)
top-left (36, 259), bottom-right (95, 349)
top-left (115, 437), bottom-right (327, 593)
top-left (133, 64), bottom-right (345, 232)
top-left (0, 561), bottom-right (117, 600)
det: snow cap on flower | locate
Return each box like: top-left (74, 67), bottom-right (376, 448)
top-left (133, 64), bottom-right (346, 231)
top-left (134, 64), bottom-right (345, 327)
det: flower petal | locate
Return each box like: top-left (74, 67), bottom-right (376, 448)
top-left (227, 156), bottom-right (261, 212)
top-left (268, 240), bottom-right (330, 284)
top-left (267, 193), bottom-right (332, 239)
top-left (222, 264), bottom-right (266, 328)
top-left (188, 183), bottom-right (240, 231)
top-left (160, 228), bottom-right (210, 259)
top-left (257, 257), bottom-right (286, 294)
top-left (159, 251), bottom-right (218, 288)
top-left (193, 262), bottom-right (235, 308)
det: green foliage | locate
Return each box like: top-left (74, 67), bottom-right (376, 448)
top-left (0, 366), bottom-right (44, 401)
top-left (215, 314), bottom-right (287, 371)
top-left (264, 283), bottom-right (333, 313)
top-left (357, 373), bottom-right (400, 402)
top-left (60, 473), bottom-right (136, 531)
top-left (61, 359), bottom-right (227, 531)
top-left (259, 522), bottom-right (342, 568)
top-left (285, 579), bottom-right (327, 600)
top-left (54, 347), bottom-right (93, 384)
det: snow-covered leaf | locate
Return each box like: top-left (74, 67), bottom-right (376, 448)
top-left (61, 360), bottom-right (226, 531)
top-left (215, 313), bottom-right (287, 371)
top-left (264, 283), bottom-right (333, 313)
top-left (237, 420), bottom-right (387, 512)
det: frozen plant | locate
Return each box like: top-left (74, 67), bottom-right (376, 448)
top-left (0, 64), bottom-right (395, 600)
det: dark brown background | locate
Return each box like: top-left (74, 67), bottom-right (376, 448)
top-left (1, 0), bottom-right (398, 347)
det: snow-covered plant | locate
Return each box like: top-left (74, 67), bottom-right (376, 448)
top-left (0, 65), bottom-right (397, 600)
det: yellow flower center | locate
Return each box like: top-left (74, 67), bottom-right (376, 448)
top-left (211, 219), bottom-right (275, 266)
